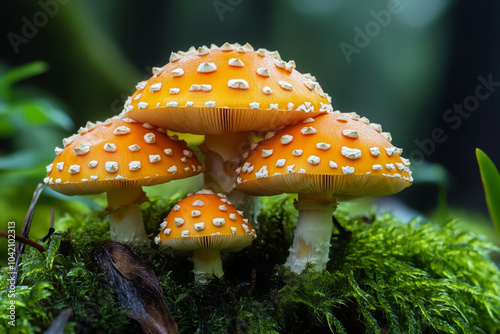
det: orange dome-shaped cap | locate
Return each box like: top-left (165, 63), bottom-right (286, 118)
top-left (122, 43), bottom-right (332, 134)
top-left (155, 190), bottom-right (256, 252)
top-left (44, 116), bottom-right (203, 195)
top-left (234, 111), bottom-right (412, 198)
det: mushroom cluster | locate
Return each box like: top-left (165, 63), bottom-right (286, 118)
top-left (44, 116), bottom-right (203, 245)
top-left (155, 190), bottom-right (256, 283)
top-left (120, 42), bottom-right (333, 206)
top-left (234, 111), bottom-right (412, 273)
top-left (44, 42), bottom-right (412, 280)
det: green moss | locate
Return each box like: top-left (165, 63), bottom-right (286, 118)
top-left (1, 212), bottom-right (135, 334)
top-left (1, 195), bottom-right (500, 333)
top-left (276, 211), bottom-right (500, 333)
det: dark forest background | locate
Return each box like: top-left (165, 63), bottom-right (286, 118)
top-left (1, 0), bottom-right (499, 244)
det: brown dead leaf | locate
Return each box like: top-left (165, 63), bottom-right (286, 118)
top-left (95, 241), bottom-right (178, 334)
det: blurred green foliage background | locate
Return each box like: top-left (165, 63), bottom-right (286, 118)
top-left (1, 0), bottom-right (500, 259)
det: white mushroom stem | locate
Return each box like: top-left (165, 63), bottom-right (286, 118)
top-left (200, 132), bottom-right (259, 219)
top-left (191, 248), bottom-right (223, 284)
top-left (201, 132), bottom-right (252, 193)
top-left (284, 193), bottom-right (338, 274)
top-left (106, 187), bottom-right (150, 246)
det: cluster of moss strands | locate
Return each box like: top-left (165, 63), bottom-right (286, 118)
top-left (1, 195), bottom-right (500, 333)
top-left (278, 213), bottom-right (500, 333)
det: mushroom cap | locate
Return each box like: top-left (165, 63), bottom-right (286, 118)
top-left (155, 190), bottom-right (256, 252)
top-left (122, 42), bottom-right (332, 134)
top-left (44, 116), bottom-right (203, 195)
top-left (234, 111), bottom-right (412, 199)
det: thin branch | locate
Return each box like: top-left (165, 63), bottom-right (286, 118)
top-left (51, 208), bottom-right (55, 229)
top-left (41, 208), bottom-right (56, 242)
top-left (332, 215), bottom-right (352, 241)
top-left (12, 183), bottom-right (45, 284)
top-left (0, 232), bottom-right (46, 253)
top-left (44, 307), bottom-right (73, 334)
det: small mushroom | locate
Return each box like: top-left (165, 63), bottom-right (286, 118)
top-left (155, 189), bottom-right (257, 283)
top-left (121, 43), bottom-right (333, 215)
top-left (234, 111), bottom-right (412, 273)
top-left (44, 116), bottom-right (203, 246)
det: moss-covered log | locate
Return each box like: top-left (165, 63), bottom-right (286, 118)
top-left (1, 195), bottom-right (499, 333)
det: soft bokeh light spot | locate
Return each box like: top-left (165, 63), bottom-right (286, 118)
top-left (396, 0), bottom-right (452, 28)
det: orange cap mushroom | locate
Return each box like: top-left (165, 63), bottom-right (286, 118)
top-left (155, 189), bottom-right (256, 283)
top-left (123, 42), bottom-right (332, 134)
top-left (121, 42), bottom-right (333, 196)
top-left (44, 116), bottom-right (203, 245)
top-left (235, 111), bottom-right (411, 196)
top-left (234, 111), bottom-right (412, 273)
